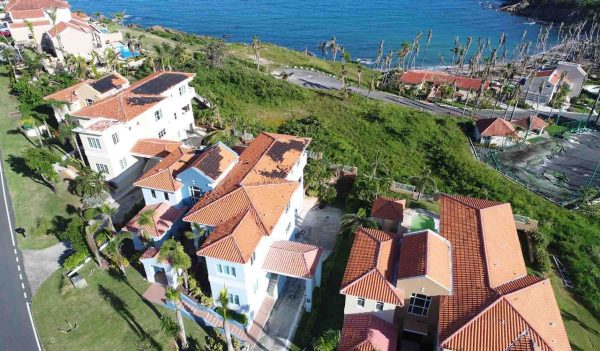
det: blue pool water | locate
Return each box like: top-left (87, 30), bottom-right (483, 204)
top-left (115, 44), bottom-right (139, 59)
top-left (71, 0), bottom-right (557, 66)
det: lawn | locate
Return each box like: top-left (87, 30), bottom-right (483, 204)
top-left (0, 69), bottom-right (80, 250)
top-left (33, 263), bottom-right (208, 351)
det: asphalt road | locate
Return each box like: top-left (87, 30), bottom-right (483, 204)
top-left (0, 149), bottom-right (42, 351)
top-left (282, 68), bottom-right (592, 122)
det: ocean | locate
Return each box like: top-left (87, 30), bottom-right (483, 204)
top-left (69, 0), bottom-right (557, 66)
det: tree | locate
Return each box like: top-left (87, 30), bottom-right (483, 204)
top-left (74, 167), bottom-right (107, 197)
top-left (23, 148), bottom-right (60, 192)
top-left (160, 315), bottom-right (182, 351)
top-left (251, 35), bottom-right (262, 71)
top-left (217, 287), bottom-right (234, 351)
top-left (137, 209), bottom-right (156, 247)
top-left (47, 7), bottom-right (64, 59)
top-left (575, 187), bottom-right (600, 217)
top-left (317, 184), bottom-right (337, 207)
top-left (357, 64), bottom-right (362, 87)
top-left (340, 208), bottom-right (378, 235)
top-left (107, 231), bottom-right (132, 275)
top-left (409, 168), bottom-right (437, 201)
top-left (85, 221), bottom-right (102, 267)
top-left (313, 329), bottom-right (340, 351)
top-left (24, 20), bottom-right (41, 53)
top-left (99, 203), bottom-right (117, 233)
top-left (205, 40), bottom-right (227, 68)
top-left (19, 116), bottom-right (44, 147)
top-left (165, 287), bottom-right (188, 350)
top-left (113, 11), bottom-right (126, 28)
top-left (159, 239), bottom-right (192, 290)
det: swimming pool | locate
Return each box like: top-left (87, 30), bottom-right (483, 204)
top-left (114, 43), bottom-right (139, 59)
top-left (410, 214), bottom-right (436, 232)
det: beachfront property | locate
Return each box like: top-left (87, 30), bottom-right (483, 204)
top-left (338, 194), bottom-right (571, 351)
top-left (524, 61), bottom-right (587, 104)
top-left (474, 117), bottom-right (518, 147)
top-left (43, 71), bottom-right (129, 122)
top-left (43, 71), bottom-right (196, 186)
top-left (2, 0), bottom-right (123, 60)
top-left (128, 131), bottom-right (323, 336)
top-left (399, 70), bottom-right (489, 101)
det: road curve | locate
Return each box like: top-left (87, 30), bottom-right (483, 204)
top-left (0, 148), bottom-right (42, 351)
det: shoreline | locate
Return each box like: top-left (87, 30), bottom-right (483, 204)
top-left (500, 0), bottom-right (594, 24)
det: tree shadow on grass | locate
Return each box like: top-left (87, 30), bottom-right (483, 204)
top-left (106, 268), bottom-right (163, 320)
top-left (97, 284), bottom-right (161, 350)
top-left (6, 154), bottom-right (54, 190)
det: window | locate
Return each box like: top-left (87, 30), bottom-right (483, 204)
top-left (357, 298), bottom-right (365, 308)
top-left (164, 192), bottom-right (170, 201)
top-left (158, 128), bottom-right (166, 138)
top-left (119, 158), bottom-right (127, 169)
top-left (173, 112), bottom-right (177, 120)
top-left (179, 85), bottom-right (186, 96)
top-left (154, 109), bottom-right (163, 121)
top-left (85, 99), bottom-right (94, 106)
top-left (286, 222), bottom-right (292, 233)
top-left (228, 293), bottom-right (240, 305)
top-left (150, 189), bottom-right (156, 198)
top-left (375, 301), bottom-right (384, 311)
top-left (88, 137), bottom-right (101, 149)
top-left (190, 185), bottom-right (203, 204)
top-left (217, 263), bottom-right (237, 277)
top-left (182, 104), bottom-right (191, 113)
top-left (408, 293), bottom-right (432, 317)
top-left (250, 252), bottom-right (256, 266)
top-left (96, 163), bottom-right (109, 174)
top-left (253, 279), bottom-right (259, 294)
top-left (217, 264), bottom-right (223, 274)
top-left (112, 133), bottom-right (120, 144)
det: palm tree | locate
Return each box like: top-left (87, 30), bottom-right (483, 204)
top-left (408, 168), bottom-right (437, 201)
top-left (165, 287), bottom-right (188, 350)
top-left (113, 11), bottom-right (126, 28)
top-left (24, 20), bottom-right (41, 53)
top-left (251, 35), bottom-right (262, 71)
top-left (159, 239), bottom-right (191, 290)
top-left (103, 47), bottom-right (119, 72)
top-left (357, 64), bottom-right (362, 87)
top-left (47, 7), bottom-right (65, 59)
top-left (108, 231), bottom-right (132, 275)
top-left (340, 63), bottom-right (349, 99)
top-left (340, 208), bottom-right (378, 234)
top-left (137, 209), bottom-right (155, 247)
top-left (399, 41), bottom-right (411, 71)
top-left (85, 221), bottom-right (102, 267)
top-left (217, 287), bottom-right (235, 351)
top-left (74, 167), bottom-right (107, 197)
top-left (99, 203), bottom-right (117, 233)
top-left (374, 40), bottom-right (384, 68)
top-left (313, 329), bottom-right (340, 351)
top-left (327, 36), bottom-right (341, 62)
top-left (421, 29), bottom-right (433, 68)
top-left (160, 315), bottom-right (181, 350)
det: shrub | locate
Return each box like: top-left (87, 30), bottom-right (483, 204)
top-left (63, 250), bottom-right (88, 271)
top-left (530, 230), bottom-right (551, 274)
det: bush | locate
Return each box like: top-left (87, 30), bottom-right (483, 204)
top-left (63, 250), bottom-right (88, 271)
top-left (530, 230), bottom-right (551, 273)
top-left (57, 217), bottom-right (87, 253)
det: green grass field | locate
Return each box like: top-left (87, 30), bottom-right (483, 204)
top-left (0, 69), bottom-right (80, 250)
top-left (33, 264), bottom-right (208, 351)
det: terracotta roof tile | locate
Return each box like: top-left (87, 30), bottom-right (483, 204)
top-left (338, 313), bottom-right (398, 351)
top-left (6, 0), bottom-right (69, 11)
top-left (371, 196), bottom-right (405, 222)
top-left (398, 230), bottom-right (452, 291)
top-left (340, 228), bottom-right (403, 305)
top-left (130, 138), bottom-right (182, 159)
top-left (262, 241), bottom-right (322, 279)
top-left (512, 115), bottom-right (549, 131)
top-left (71, 71), bottom-right (194, 122)
top-left (125, 202), bottom-right (187, 238)
top-left (43, 80), bottom-right (93, 103)
top-left (10, 9), bottom-right (45, 19)
top-left (43, 72), bottom-right (128, 103)
top-left (187, 143), bottom-right (238, 180)
top-left (8, 19), bottom-right (50, 28)
top-left (401, 70), bottom-right (489, 91)
top-left (476, 118), bottom-right (517, 137)
top-left (139, 247), bottom-right (159, 260)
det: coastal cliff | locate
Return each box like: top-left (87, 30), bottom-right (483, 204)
top-left (501, 0), bottom-right (599, 23)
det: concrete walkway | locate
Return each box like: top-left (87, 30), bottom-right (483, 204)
top-left (22, 241), bottom-right (68, 294)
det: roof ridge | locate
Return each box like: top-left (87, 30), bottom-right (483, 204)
top-left (502, 293), bottom-right (556, 351)
top-left (198, 210), bottom-right (250, 253)
top-left (240, 187), bottom-right (270, 234)
top-left (341, 269), bottom-right (401, 302)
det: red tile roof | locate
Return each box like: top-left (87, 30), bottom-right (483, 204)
top-left (398, 230), bottom-right (452, 291)
top-left (437, 194), bottom-right (570, 351)
top-left (71, 71), bottom-right (195, 122)
top-left (47, 19), bottom-right (93, 37)
top-left (184, 133), bottom-right (310, 263)
top-left (511, 115), bottom-right (549, 132)
top-left (10, 9), bottom-right (45, 19)
top-left (401, 70), bottom-right (489, 91)
top-left (125, 202), bottom-right (187, 238)
top-left (535, 69), bottom-right (555, 78)
top-left (139, 247), bottom-right (159, 260)
top-left (340, 228), bottom-right (404, 305)
top-left (476, 118), bottom-right (517, 137)
top-left (43, 72), bottom-right (128, 103)
top-left (8, 20), bottom-right (50, 28)
top-left (338, 313), bottom-right (398, 351)
top-left (6, 0), bottom-right (69, 11)
top-left (262, 241), bottom-right (322, 279)
top-left (130, 138), bottom-right (183, 159)
top-left (133, 147), bottom-right (192, 192)
top-left (371, 196), bottom-right (405, 222)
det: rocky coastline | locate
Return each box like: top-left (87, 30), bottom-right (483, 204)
top-left (501, 0), bottom-right (596, 24)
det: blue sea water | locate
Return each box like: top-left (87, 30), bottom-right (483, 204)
top-left (70, 0), bottom-right (557, 66)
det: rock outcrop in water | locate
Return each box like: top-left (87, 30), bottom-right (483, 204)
top-left (501, 0), bottom-right (598, 23)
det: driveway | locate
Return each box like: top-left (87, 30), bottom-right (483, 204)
top-left (253, 197), bottom-right (343, 350)
top-left (22, 242), bottom-right (68, 294)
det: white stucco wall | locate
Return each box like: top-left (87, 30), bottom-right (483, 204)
top-left (343, 296), bottom-right (397, 324)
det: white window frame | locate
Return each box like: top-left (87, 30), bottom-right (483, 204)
top-left (228, 293), bottom-right (240, 305)
top-left (150, 189), bottom-right (156, 198)
top-left (190, 185), bottom-right (203, 204)
top-left (216, 263), bottom-right (237, 277)
top-left (375, 301), bottom-right (384, 311)
top-left (96, 163), bottom-right (109, 174)
top-left (119, 158), bottom-right (127, 169)
top-left (164, 192), bottom-right (170, 201)
top-left (179, 85), bottom-right (186, 96)
top-left (408, 293), bottom-right (432, 317)
top-left (88, 137), bottom-right (101, 149)
top-left (158, 128), bottom-right (166, 139)
top-left (154, 109), bottom-right (163, 121)
top-left (85, 98), bottom-right (94, 106)
top-left (357, 298), bottom-right (365, 308)
top-left (112, 133), bottom-right (120, 144)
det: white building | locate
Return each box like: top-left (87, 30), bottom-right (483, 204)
top-left (43, 71), bottom-right (129, 122)
top-left (4, 0), bottom-right (70, 45)
top-left (524, 62), bottom-right (587, 104)
top-left (474, 117), bottom-right (518, 147)
top-left (64, 71), bottom-right (196, 186)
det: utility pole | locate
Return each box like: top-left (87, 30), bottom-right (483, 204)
top-left (586, 91), bottom-right (600, 127)
top-left (586, 159), bottom-right (600, 188)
